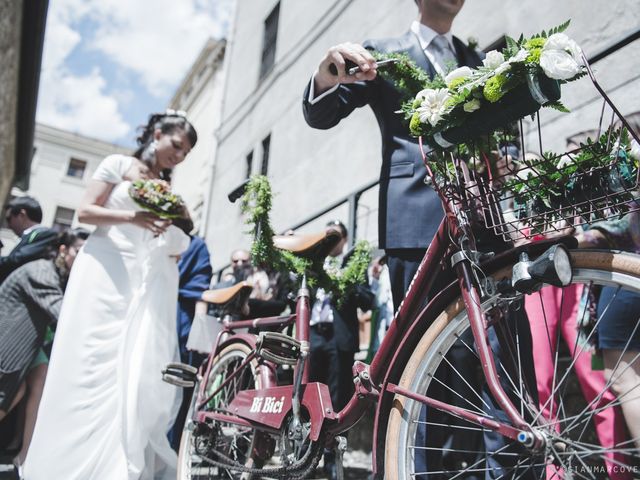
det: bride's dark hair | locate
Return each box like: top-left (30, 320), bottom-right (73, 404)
top-left (133, 112), bottom-right (198, 181)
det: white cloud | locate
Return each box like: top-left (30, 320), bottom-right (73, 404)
top-left (38, 67), bottom-right (130, 142)
top-left (36, 0), bottom-right (234, 142)
top-left (86, 0), bottom-right (234, 96)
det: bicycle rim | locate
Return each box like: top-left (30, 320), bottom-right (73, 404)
top-left (178, 342), bottom-right (262, 480)
top-left (386, 250), bottom-right (640, 480)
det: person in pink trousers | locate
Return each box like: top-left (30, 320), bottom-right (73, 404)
top-left (526, 283), bottom-right (631, 479)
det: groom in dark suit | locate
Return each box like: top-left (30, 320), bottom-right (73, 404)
top-left (303, 0), bottom-right (481, 308)
top-left (1, 196), bottom-right (58, 284)
top-left (303, 2), bottom-right (538, 479)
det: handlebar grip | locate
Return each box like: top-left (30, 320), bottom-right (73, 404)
top-left (329, 59), bottom-right (358, 76)
top-left (228, 179), bottom-right (250, 203)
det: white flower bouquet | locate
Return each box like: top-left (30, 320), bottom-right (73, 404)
top-left (129, 178), bottom-right (186, 219)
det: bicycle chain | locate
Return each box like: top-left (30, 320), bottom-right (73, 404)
top-left (198, 436), bottom-right (323, 479)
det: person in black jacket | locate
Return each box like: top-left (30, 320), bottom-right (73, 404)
top-left (309, 220), bottom-right (374, 479)
top-left (303, 0), bottom-right (484, 308)
top-left (303, 3), bottom-right (538, 479)
top-left (1, 197), bottom-right (58, 284)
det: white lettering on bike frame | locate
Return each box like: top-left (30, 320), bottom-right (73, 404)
top-left (249, 396), bottom-right (286, 414)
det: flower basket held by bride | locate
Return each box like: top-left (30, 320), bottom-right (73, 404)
top-left (129, 178), bottom-right (186, 220)
top-left (375, 21), bottom-right (640, 240)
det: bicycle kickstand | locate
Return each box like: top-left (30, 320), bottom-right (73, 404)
top-left (334, 436), bottom-right (347, 480)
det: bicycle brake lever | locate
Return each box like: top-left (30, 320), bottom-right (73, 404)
top-left (329, 58), bottom-right (398, 76)
top-left (329, 59), bottom-right (358, 76)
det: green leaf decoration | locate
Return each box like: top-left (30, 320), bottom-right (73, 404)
top-left (545, 100), bottom-right (570, 113)
top-left (549, 19), bottom-right (571, 35)
top-left (504, 126), bottom-right (638, 225)
top-left (241, 175), bottom-right (372, 307)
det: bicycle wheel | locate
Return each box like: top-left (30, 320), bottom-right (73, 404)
top-left (386, 250), bottom-right (640, 479)
top-left (177, 341), bottom-right (263, 479)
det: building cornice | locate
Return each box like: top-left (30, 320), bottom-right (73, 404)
top-left (35, 123), bottom-right (129, 157)
top-left (169, 38), bottom-right (226, 110)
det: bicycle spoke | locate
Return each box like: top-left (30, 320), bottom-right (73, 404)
top-left (532, 283), bottom-right (609, 427)
top-left (413, 419), bottom-right (487, 432)
top-left (408, 445), bottom-right (519, 456)
top-left (559, 350), bottom-right (640, 434)
top-left (438, 353), bottom-right (491, 412)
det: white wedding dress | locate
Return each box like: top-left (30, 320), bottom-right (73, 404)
top-left (24, 155), bottom-right (189, 480)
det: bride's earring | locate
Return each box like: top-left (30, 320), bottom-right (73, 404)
top-left (142, 140), bottom-right (158, 165)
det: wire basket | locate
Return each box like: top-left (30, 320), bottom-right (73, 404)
top-left (420, 60), bottom-right (640, 242)
top-left (475, 138), bottom-right (639, 241)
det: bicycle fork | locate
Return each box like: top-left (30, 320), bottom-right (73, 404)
top-left (457, 258), bottom-right (544, 447)
top-left (390, 258), bottom-right (544, 447)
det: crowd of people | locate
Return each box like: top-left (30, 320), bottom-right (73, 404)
top-left (0, 0), bottom-right (638, 479)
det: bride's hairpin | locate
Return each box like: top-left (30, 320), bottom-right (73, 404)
top-left (165, 109), bottom-right (188, 118)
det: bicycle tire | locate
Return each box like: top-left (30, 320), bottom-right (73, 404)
top-left (177, 341), bottom-right (263, 480)
top-left (385, 250), bottom-right (640, 479)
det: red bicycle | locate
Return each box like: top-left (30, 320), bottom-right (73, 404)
top-left (167, 60), bottom-right (640, 479)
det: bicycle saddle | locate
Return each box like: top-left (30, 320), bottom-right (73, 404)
top-left (272, 229), bottom-right (341, 261)
top-left (201, 281), bottom-right (253, 314)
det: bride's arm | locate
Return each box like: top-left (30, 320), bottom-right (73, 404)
top-left (77, 180), bottom-right (170, 235)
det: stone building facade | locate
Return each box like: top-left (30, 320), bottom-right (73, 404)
top-left (202, 0), bottom-right (640, 270)
top-left (0, 124), bottom-right (127, 251)
top-left (168, 38), bottom-right (227, 235)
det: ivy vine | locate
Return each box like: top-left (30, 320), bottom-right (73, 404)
top-left (241, 175), bottom-right (372, 307)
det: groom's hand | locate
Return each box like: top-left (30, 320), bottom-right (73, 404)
top-left (314, 42), bottom-right (378, 95)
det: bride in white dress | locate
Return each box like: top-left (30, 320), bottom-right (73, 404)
top-left (24, 113), bottom-right (198, 480)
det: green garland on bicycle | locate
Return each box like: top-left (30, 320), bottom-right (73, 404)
top-left (241, 175), bottom-right (372, 307)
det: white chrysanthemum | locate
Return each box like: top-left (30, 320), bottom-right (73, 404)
top-left (445, 66), bottom-right (472, 86)
top-left (416, 88), bottom-right (451, 127)
top-left (482, 50), bottom-right (505, 69)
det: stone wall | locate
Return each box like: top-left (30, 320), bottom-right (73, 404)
top-left (0, 1), bottom-right (22, 204)
top-left (204, 0), bottom-right (640, 270)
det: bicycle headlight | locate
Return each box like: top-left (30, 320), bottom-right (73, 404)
top-left (512, 244), bottom-right (573, 292)
top-left (528, 244), bottom-right (573, 287)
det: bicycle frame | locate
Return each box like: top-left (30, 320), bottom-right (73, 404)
top-left (192, 186), bottom-right (554, 475)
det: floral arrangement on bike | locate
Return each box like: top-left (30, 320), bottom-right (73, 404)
top-left (381, 22), bottom-right (583, 145)
top-left (376, 21), bottom-right (639, 236)
top-left (128, 178), bottom-right (186, 219)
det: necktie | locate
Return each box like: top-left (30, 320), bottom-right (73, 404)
top-left (431, 34), bottom-right (457, 73)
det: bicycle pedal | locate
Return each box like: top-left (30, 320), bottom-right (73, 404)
top-left (256, 331), bottom-right (302, 366)
top-left (162, 362), bottom-right (197, 387)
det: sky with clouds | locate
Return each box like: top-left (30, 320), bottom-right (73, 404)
top-left (36, 0), bottom-right (235, 148)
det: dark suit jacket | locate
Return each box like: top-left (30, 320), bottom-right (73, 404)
top-left (332, 284), bottom-right (375, 352)
top-left (303, 30), bottom-right (483, 250)
top-left (0, 227), bottom-right (58, 284)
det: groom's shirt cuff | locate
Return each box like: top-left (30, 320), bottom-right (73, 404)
top-left (308, 71), bottom-right (340, 105)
